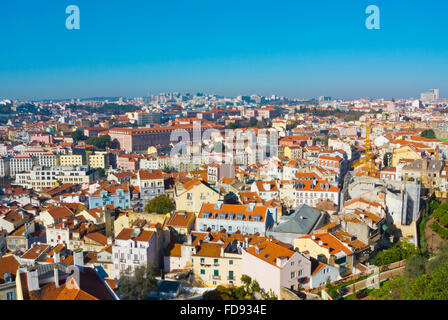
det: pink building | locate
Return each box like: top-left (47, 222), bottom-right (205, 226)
top-left (242, 240), bottom-right (311, 298)
top-left (117, 154), bottom-right (140, 171)
top-left (108, 123), bottom-right (223, 153)
top-left (30, 134), bottom-right (54, 145)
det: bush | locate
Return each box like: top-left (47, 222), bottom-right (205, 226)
top-left (144, 195), bottom-right (175, 214)
top-left (370, 241), bottom-right (421, 266)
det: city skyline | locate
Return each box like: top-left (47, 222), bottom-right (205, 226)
top-left (1, 0), bottom-right (448, 100)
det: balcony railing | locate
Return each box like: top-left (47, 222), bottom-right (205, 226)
top-left (213, 275), bottom-right (221, 280)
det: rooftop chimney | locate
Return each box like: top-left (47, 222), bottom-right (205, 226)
top-left (54, 250), bottom-right (60, 264)
top-left (73, 248), bottom-right (84, 272)
top-left (54, 265), bottom-right (59, 288)
top-left (26, 266), bottom-right (40, 292)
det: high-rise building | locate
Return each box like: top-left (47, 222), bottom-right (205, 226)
top-left (420, 89), bottom-right (439, 104)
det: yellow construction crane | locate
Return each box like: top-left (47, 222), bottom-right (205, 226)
top-left (353, 118), bottom-right (378, 177)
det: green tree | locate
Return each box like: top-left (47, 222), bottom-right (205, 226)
top-left (118, 264), bottom-right (158, 300)
top-left (370, 240), bottom-right (421, 266)
top-left (420, 129), bottom-right (436, 139)
top-left (71, 129), bottom-right (86, 142)
top-left (144, 195), bottom-right (175, 214)
top-left (86, 134), bottom-right (112, 149)
top-left (403, 255), bottom-right (427, 279)
top-left (96, 168), bottom-right (106, 181)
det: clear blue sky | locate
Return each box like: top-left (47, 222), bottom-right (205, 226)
top-left (0, 0), bottom-right (447, 100)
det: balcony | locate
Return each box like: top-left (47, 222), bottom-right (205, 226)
top-left (213, 275), bottom-right (221, 280)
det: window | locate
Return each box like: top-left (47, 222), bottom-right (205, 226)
top-left (298, 270), bottom-right (303, 277)
top-left (6, 292), bottom-right (15, 300)
top-left (229, 260), bottom-right (233, 265)
top-left (200, 258), bottom-right (205, 263)
top-left (200, 269), bottom-right (205, 275)
top-left (291, 271), bottom-right (295, 278)
top-left (214, 259), bottom-right (219, 265)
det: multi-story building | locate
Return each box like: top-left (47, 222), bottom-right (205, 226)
top-left (402, 158), bottom-right (444, 190)
top-left (112, 227), bottom-right (157, 279)
top-left (207, 163), bottom-right (235, 185)
top-left (242, 240), bottom-right (312, 297)
top-left (251, 181), bottom-right (280, 202)
top-left (45, 216), bottom-right (90, 250)
top-left (0, 156), bottom-right (10, 177)
top-left (292, 179), bottom-right (340, 208)
top-left (37, 152), bottom-right (57, 167)
top-left (10, 154), bottom-right (35, 176)
top-left (108, 123), bottom-right (222, 153)
top-left (174, 178), bottom-right (221, 214)
top-left (197, 202), bottom-right (278, 235)
top-left (59, 154), bottom-right (84, 166)
top-left (130, 169), bottom-right (165, 210)
top-left (88, 183), bottom-right (131, 210)
top-left (15, 166), bottom-right (97, 191)
top-left (88, 152), bottom-right (108, 169)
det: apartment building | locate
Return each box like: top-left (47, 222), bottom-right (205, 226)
top-left (192, 241), bottom-right (242, 287)
top-left (59, 154), bottom-right (84, 166)
top-left (88, 152), bottom-right (108, 169)
top-left (207, 163), bottom-right (235, 185)
top-left (15, 166), bottom-right (97, 191)
top-left (37, 152), bottom-right (57, 167)
top-left (0, 156), bottom-right (10, 177)
top-left (112, 227), bottom-right (157, 279)
top-left (88, 183), bottom-right (131, 210)
top-left (174, 178), bottom-right (221, 214)
top-left (130, 169), bottom-right (165, 210)
top-left (197, 202), bottom-right (277, 235)
top-left (251, 181), bottom-right (280, 202)
top-left (242, 240), bottom-right (312, 297)
top-left (292, 179), bottom-right (340, 208)
top-left (10, 154), bottom-right (36, 176)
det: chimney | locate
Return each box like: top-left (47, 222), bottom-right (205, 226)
top-left (186, 234), bottom-right (192, 245)
top-left (73, 248), bottom-right (84, 272)
top-left (54, 250), bottom-right (60, 264)
top-left (26, 266), bottom-right (40, 292)
top-left (54, 265), bottom-right (59, 288)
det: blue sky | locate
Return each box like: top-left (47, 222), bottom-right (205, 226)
top-left (0, 0), bottom-right (447, 100)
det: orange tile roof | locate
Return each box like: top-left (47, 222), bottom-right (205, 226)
top-left (298, 232), bottom-right (353, 256)
top-left (245, 240), bottom-right (296, 268)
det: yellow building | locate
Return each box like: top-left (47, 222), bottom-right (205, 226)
top-left (402, 159), bottom-right (444, 189)
top-left (392, 146), bottom-right (422, 167)
top-left (192, 242), bottom-right (242, 287)
top-left (284, 146), bottom-right (302, 160)
top-left (59, 154), bottom-right (84, 166)
top-left (294, 232), bottom-right (355, 274)
top-left (174, 178), bottom-right (221, 214)
top-left (88, 152), bottom-right (108, 169)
